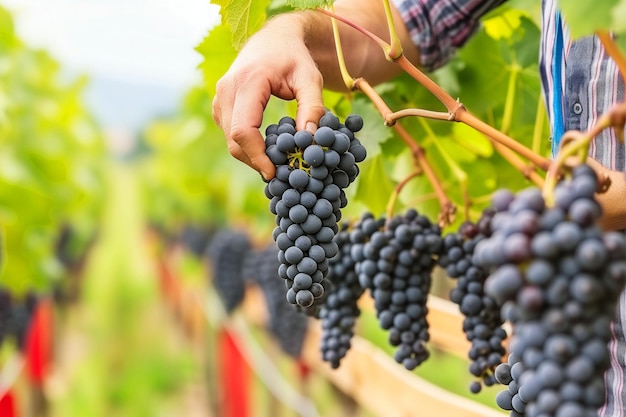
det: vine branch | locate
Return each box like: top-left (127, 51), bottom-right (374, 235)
top-left (386, 170), bottom-right (421, 222)
top-left (394, 54), bottom-right (553, 171)
top-left (382, 0), bottom-right (403, 60)
top-left (315, 7), bottom-right (389, 52)
top-left (327, 3), bottom-right (356, 90)
top-left (353, 78), bottom-right (419, 158)
top-left (386, 108), bottom-right (455, 124)
top-left (315, 5), bottom-right (592, 227)
top-left (491, 140), bottom-right (545, 188)
top-left (393, 123), bottom-right (455, 226)
top-left (317, 7), bottom-right (553, 174)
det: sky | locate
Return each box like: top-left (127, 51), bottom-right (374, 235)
top-left (1, 0), bottom-right (221, 134)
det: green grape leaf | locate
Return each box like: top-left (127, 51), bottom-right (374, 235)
top-left (268, 0), bottom-right (297, 16)
top-left (489, 0), bottom-right (542, 27)
top-left (212, 0), bottom-right (270, 49)
top-left (613, 0), bottom-right (626, 33)
top-left (286, 0), bottom-right (333, 8)
top-left (399, 176), bottom-right (444, 222)
top-left (354, 154), bottom-right (394, 217)
top-left (482, 8), bottom-right (527, 40)
top-left (450, 123), bottom-right (493, 158)
top-left (389, 147), bottom-right (416, 182)
top-left (196, 24), bottom-right (238, 96)
top-left (461, 159), bottom-right (498, 198)
top-left (350, 98), bottom-right (394, 158)
top-left (0, 6), bottom-right (16, 50)
top-left (558, 0), bottom-right (618, 39)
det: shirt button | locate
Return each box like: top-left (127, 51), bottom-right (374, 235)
top-left (573, 102), bottom-right (583, 115)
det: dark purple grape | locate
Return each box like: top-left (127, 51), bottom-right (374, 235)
top-left (263, 112), bottom-right (367, 312)
top-left (344, 114), bottom-right (364, 132)
top-left (474, 165), bottom-right (626, 416)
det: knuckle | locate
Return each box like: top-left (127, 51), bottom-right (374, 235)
top-left (231, 70), bottom-right (255, 90)
top-left (214, 75), bottom-right (230, 95)
top-left (214, 68), bottom-right (257, 102)
top-left (211, 96), bottom-right (221, 124)
top-left (310, 68), bottom-right (323, 85)
top-left (227, 141), bottom-right (244, 160)
top-left (229, 126), bottom-right (248, 145)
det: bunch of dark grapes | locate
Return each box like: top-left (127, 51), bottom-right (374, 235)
top-left (0, 288), bottom-right (12, 347)
top-left (179, 223), bottom-right (215, 258)
top-left (319, 214), bottom-right (379, 368)
top-left (54, 223), bottom-right (77, 268)
top-left (9, 291), bottom-right (38, 350)
top-left (264, 111), bottom-right (367, 314)
top-left (54, 223), bottom-right (99, 268)
top-left (474, 164), bottom-right (626, 416)
top-left (438, 209), bottom-right (507, 393)
top-left (354, 209), bottom-right (442, 370)
top-left (245, 243), bottom-right (309, 358)
top-left (206, 229), bottom-right (251, 315)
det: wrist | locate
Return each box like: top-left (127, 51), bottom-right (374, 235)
top-left (262, 11), bottom-right (317, 43)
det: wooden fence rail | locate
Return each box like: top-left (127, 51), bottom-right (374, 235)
top-left (159, 244), bottom-right (508, 417)
top-left (239, 284), bottom-right (507, 417)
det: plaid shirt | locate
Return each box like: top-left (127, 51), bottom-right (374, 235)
top-left (394, 0), bottom-right (626, 414)
top-left (391, 0), bottom-right (507, 71)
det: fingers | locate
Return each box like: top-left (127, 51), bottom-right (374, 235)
top-left (293, 66), bottom-right (326, 135)
top-left (230, 78), bottom-right (277, 180)
top-left (213, 77), bottom-right (276, 180)
top-left (212, 55), bottom-right (325, 182)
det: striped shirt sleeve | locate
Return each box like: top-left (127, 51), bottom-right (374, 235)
top-left (391, 0), bottom-right (507, 71)
top-left (540, 0), bottom-right (626, 171)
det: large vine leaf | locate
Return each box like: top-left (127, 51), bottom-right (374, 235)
top-left (0, 6), bottom-right (16, 51)
top-left (354, 154), bottom-right (395, 217)
top-left (195, 24), bottom-right (238, 96)
top-left (350, 97), bottom-right (394, 158)
top-left (450, 123), bottom-right (493, 159)
top-left (286, 0), bottom-right (333, 8)
top-left (558, 0), bottom-right (620, 39)
top-left (211, 0), bottom-right (271, 49)
top-left (560, 0), bottom-right (626, 55)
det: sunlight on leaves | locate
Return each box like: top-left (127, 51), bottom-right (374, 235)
top-left (558, 0), bottom-right (618, 39)
top-left (355, 154), bottom-right (394, 217)
top-left (211, 0), bottom-right (270, 49)
top-left (287, 0), bottom-right (333, 8)
top-left (483, 8), bottom-right (527, 40)
top-left (195, 24), bottom-right (238, 96)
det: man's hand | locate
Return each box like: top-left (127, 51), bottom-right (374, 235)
top-left (212, 14), bottom-right (327, 180)
top-left (211, 0), bottom-right (418, 180)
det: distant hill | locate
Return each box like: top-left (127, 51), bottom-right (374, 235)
top-left (84, 74), bottom-right (188, 133)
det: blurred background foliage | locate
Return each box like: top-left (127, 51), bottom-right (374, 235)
top-left (0, 0), bottom-right (617, 416)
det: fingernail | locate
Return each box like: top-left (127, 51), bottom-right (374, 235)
top-left (305, 121), bottom-right (317, 133)
top-left (260, 171), bottom-right (271, 182)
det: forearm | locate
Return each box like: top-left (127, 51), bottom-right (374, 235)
top-left (264, 0), bottom-right (419, 91)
